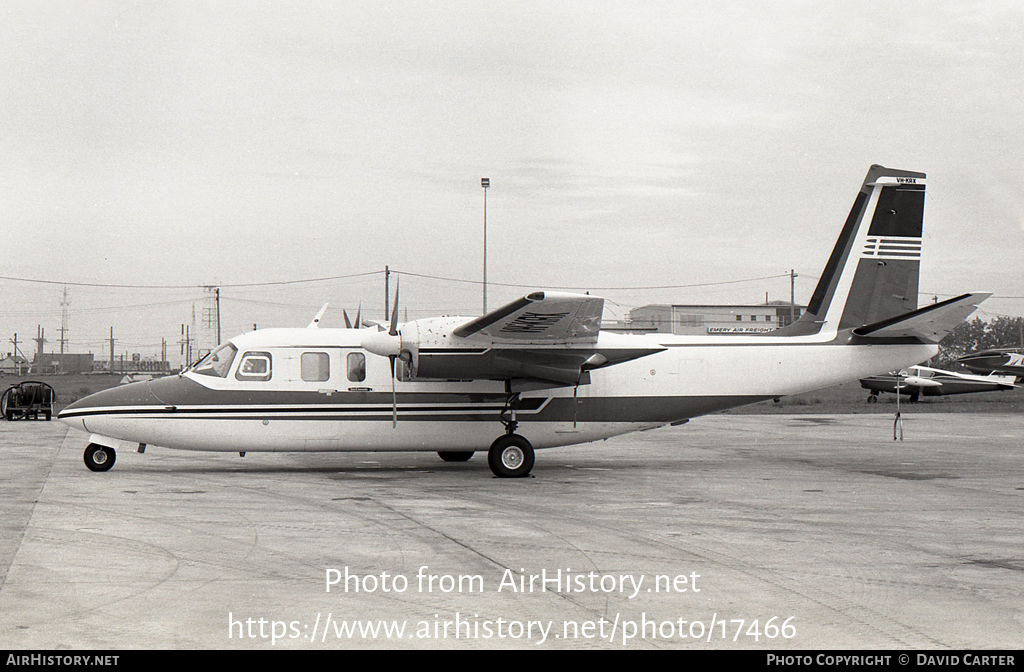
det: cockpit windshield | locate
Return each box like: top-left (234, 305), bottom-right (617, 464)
top-left (191, 343), bottom-right (238, 378)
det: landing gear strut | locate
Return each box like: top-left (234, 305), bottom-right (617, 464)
top-left (487, 390), bottom-right (535, 478)
top-left (499, 391), bottom-right (520, 435)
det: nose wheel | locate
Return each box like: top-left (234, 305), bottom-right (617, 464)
top-left (487, 434), bottom-right (535, 478)
top-left (84, 444), bottom-right (116, 472)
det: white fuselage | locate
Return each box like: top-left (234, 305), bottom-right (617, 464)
top-left (60, 327), bottom-right (936, 454)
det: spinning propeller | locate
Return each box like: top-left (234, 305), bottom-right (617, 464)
top-left (360, 281), bottom-right (408, 428)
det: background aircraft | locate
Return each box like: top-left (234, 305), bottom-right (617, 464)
top-left (860, 365), bottom-right (1018, 402)
top-left (956, 348), bottom-right (1024, 377)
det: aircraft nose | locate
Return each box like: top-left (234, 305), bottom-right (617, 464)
top-left (58, 379), bottom-right (171, 430)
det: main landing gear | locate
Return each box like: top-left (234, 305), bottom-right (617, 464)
top-left (436, 390), bottom-right (537, 478)
top-left (84, 443), bottom-right (116, 472)
top-left (487, 390), bottom-right (534, 478)
top-left (487, 433), bottom-right (535, 478)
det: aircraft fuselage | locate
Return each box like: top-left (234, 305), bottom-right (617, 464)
top-left (59, 326), bottom-right (936, 454)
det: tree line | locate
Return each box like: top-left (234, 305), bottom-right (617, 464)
top-left (936, 316), bottom-right (1024, 368)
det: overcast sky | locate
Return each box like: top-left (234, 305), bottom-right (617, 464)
top-left (2, 1), bottom-right (1022, 361)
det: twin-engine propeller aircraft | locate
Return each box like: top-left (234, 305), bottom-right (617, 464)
top-left (956, 348), bottom-right (1024, 377)
top-left (59, 165), bottom-right (989, 478)
top-left (860, 365), bottom-right (1018, 402)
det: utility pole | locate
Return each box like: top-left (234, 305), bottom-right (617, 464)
top-left (59, 285), bottom-right (70, 354)
top-left (481, 177), bottom-right (490, 314)
top-left (789, 269), bottom-right (798, 326)
top-left (179, 324), bottom-right (192, 369)
top-left (215, 287), bottom-right (221, 345)
top-left (201, 287), bottom-right (220, 354)
top-left (33, 326), bottom-right (46, 370)
top-left (10, 334), bottom-right (23, 375)
top-left (109, 327), bottom-right (115, 375)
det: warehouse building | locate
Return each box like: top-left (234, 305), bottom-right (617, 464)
top-left (0, 354), bottom-right (31, 375)
top-left (622, 301), bottom-right (804, 335)
top-left (31, 352), bottom-right (95, 375)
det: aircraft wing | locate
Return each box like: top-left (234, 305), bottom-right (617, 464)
top-left (852, 293), bottom-right (991, 341)
top-left (908, 365), bottom-right (1020, 387)
top-left (402, 292), bottom-right (664, 388)
top-left (452, 291), bottom-right (604, 344)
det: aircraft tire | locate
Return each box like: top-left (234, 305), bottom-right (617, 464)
top-left (84, 444), bottom-right (116, 472)
top-left (487, 434), bottom-right (534, 478)
top-left (437, 451), bottom-right (474, 462)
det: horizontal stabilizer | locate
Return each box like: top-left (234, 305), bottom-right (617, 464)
top-left (852, 292), bottom-right (991, 342)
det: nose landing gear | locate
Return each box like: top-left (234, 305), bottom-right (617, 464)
top-left (84, 444), bottom-right (116, 472)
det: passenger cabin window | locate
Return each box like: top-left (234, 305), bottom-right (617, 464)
top-left (301, 352), bottom-right (330, 382)
top-left (235, 351), bottom-right (272, 381)
top-left (193, 344), bottom-right (237, 378)
top-left (347, 352), bottom-right (366, 382)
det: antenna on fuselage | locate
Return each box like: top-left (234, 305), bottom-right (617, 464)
top-left (307, 303), bottom-right (329, 329)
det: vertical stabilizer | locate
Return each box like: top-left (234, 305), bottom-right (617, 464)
top-left (777, 165), bottom-right (926, 337)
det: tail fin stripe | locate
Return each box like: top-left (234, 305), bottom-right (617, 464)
top-left (805, 191), bottom-right (869, 317)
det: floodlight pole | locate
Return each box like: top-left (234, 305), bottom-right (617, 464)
top-left (215, 287), bottom-right (221, 345)
top-left (481, 178), bottom-right (489, 315)
top-left (789, 269), bottom-right (798, 326)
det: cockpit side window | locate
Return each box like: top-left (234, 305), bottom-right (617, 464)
top-left (193, 344), bottom-right (238, 378)
top-left (235, 351), bottom-right (272, 382)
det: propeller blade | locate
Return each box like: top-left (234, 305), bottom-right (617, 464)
top-left (390, 355), bottom-right (397, 428)
top-left (355, 303), bottom-right (362, 329)
top-left (343, 309), bottom-right (352, 329)
top-left (389, 279), bottom-right (400, 336)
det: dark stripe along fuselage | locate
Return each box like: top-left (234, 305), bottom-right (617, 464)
top-left (59, 374), bottom-right (767, 425)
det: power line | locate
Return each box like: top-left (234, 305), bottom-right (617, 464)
top-left (0, 298), bottom-right (196, 318)
top-left (0, 268), bottom-right (802, 293)
top-left (0, 271), bottom-right (383, 290)
top-left (4, 268), bottom-right (1020, 303)
top-left (395, 270), bottom-right (795, 292)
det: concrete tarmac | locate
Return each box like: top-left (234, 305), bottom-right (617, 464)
top-left (1, 413), bottom-right (1022, 650)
